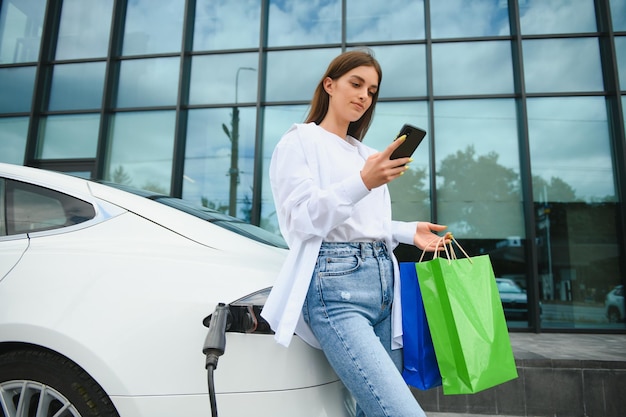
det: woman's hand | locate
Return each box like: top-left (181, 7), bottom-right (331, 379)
top-left (360, 135), bottom-right (411, 190)
top-left (414, 222), bottom-right (450, 251)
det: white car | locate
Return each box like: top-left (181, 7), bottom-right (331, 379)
top-left (0, 163), bottom-right (353, 417)
top-left (606, 284), bottom-right (624, 323)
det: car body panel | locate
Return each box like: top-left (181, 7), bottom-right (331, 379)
top-left (0, 163), bottom-right (351, 417)
top-left (0, 235), bottom-right (28, 280)
top-left (111, 380), bottom-right (353, 417)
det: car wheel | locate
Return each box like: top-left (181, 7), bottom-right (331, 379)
top-left (0, 350), bottom-right (120, 417)
top-left (607, 307), bottom-right (622, 323)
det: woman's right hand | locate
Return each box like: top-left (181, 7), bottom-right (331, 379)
top-left (360, 135), bottom-right (411, 190)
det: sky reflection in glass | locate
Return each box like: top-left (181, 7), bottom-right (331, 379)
top-left (267, 0), bottom-right (341, 47)
top-left (193, 0), bottom-right (261, 51)
top-left (346, 0), bottom-right (425, 42)
top-left (55, 0), bottom-right (113, 60)
top-left (527, 97), bottom-right (615, 202)
top-left (430, 0), bottom-right (510, 38)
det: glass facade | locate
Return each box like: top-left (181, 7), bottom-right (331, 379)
top-left (0, 0), bottom-right (625, 333)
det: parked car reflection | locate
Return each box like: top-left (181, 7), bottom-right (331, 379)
top-left (605, 285), bottom-right (624, 323)
top-left (496, 278), bottom-right (529, 320)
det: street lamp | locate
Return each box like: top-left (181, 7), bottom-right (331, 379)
top-left (227, 66), bottom-right (256, 217)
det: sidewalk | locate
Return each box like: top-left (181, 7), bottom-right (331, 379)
top-left (415, 332), bottom-right (626, 417)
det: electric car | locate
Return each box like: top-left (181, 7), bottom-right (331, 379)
top-left (0, 162), bottom-right (354, 417)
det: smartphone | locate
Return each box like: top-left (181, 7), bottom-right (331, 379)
top-left (390, 124), bottom-right (427, 160)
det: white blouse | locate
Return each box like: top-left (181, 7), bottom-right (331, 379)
top-left (261, 122), bottom-right (418, 349)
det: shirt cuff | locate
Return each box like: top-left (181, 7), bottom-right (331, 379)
top-left (392, 221), bottom-right (418, 245)
top-left (340, 172), bottom-right (371, 204)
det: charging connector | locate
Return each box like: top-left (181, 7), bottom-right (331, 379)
top-left (202, 303), bottom-right (231, 417)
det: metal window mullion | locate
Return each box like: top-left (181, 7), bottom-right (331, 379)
top-left (250, 0), bottom-right (270, 226)
top-left (424, 0), bottom-right (437, 223)
top-left (595, 0), bottom-right (626, 293)
top-left (95, 0), bottom-right (127, 180)
top-left (170, 0), bottom-right (196, 198)
top-left (509, 0), bottom-right (541, 332)
top-left (24, 0), bottom-right (62, 167)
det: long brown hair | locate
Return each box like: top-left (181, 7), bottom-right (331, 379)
top-left (305, 49), bottom-right (382, 141)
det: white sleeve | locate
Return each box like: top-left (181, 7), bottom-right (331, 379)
top-left (392, 221), bottom-right (418, 246)
top-left (270, 131), bottom-right (370, 243)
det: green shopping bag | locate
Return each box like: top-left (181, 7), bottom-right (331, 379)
top-left (416, 236), bottom-right (518, 395)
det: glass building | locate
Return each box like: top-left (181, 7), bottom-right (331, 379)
top-left (1, 0), bottom-right (625, 332)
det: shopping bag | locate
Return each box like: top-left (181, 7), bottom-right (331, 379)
top-left (416, 236), bottom-right (518, 395)
top-left (399, 262), bottom-right (442, 390)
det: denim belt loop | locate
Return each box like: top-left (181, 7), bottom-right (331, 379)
top-left (377, 241), bottom-right (387, 257)
top-left (359, 242), bottom-right (367, 261)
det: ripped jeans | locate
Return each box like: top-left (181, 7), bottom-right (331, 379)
top-left (302, 241), bottom-right (426, 417)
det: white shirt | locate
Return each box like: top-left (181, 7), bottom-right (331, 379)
top-left (261, 123), bottom-right (417, 349)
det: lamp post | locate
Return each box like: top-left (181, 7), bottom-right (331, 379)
top-left (228, 66), bottom-right (255, 217)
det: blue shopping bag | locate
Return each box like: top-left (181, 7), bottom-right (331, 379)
top-left (399, 262), bottom-right (442, 390)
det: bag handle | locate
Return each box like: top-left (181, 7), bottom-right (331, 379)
top-left (418, 233), bottom-right (473, 265)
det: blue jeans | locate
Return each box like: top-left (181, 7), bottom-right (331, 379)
top-left (302, 242), bottom-right (426, 417)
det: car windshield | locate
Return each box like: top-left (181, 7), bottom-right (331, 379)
top-left (98, 182), bottom-right (288, 249)
top-left (497, 281), bottom-right (523, 293)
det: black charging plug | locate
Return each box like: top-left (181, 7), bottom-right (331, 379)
top-left (203, 303), bottom-right (231, 369)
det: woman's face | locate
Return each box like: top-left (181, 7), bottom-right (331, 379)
top-left (324, 65), bottom-right (379, 124)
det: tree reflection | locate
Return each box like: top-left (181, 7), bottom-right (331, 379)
top-left (108, 165), bottom-right (167, 194)
top-left (437, 145), bottom-right (521, 238)
top-left (388, 145), bottom-right (621, 325)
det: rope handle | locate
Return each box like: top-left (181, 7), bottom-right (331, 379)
top-left (417, 232), bottom-right (473, 264)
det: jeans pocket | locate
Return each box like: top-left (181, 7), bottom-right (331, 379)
top-left (318, 254), bottom-right (362, 277)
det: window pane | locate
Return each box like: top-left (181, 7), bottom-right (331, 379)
top-left (528, 97), bottom-right (615, 202)
top-left (189, 54), bottom-right (258, 105)
top-left (364, 45), bottom-right (426, 98)
top-left (55, 0), bottom-right (113, 60)
top-left (527, 97), bottom-right (621, 330)
top-left (122, 0), bottom-right (184, 55)
top-left (432, 41), bottom-right (514, 96)
top-left (0, 0), bottom-right (45, 63)
top-left (611, 0), bottom-right (626, 31)
top-left (523, 39), bottom-right (604, 93)
top-left (37, 114), bottom-right (100, 159)
top-left (434, 99), bottom-right (527, 323)
top-left (346, 0), bottom-right (425, 43)
top-left (49, 62), bottom-right (106, 111)
top-left (365, 102), bottom-right (430, 221)
top-left (106, 111), bottom-right (175, 194)
top-left (116, 57), bottom-right (180, 108)
top-left (0, 117), bottom-right (28, 164)
top-left (616, 36), bottom-right (626, 90)
top-left (265, 49), bottom-right (340, 102)
top-left (430, 0), bottom-right (510, 39)
top-left (183, 107), bottom-right (257, 220)
top-left (0, 66), bottom-right (36, 113)
top-left (519, 0), bottom-right (597, 35)
top-left (193, 0), bottom-right (261, 51)
top-left (267, 0), bottom-right (341, 47)
top-left (260, 105), bottom-right (309, 235)
top-left (434, 99), bottom-right (524, 239)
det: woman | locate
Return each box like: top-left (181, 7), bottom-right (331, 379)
top-left (261, 49), bottom-right (446, 417)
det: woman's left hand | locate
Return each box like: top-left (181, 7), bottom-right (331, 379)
top-left (414, 222), bottom-right (450, 251)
